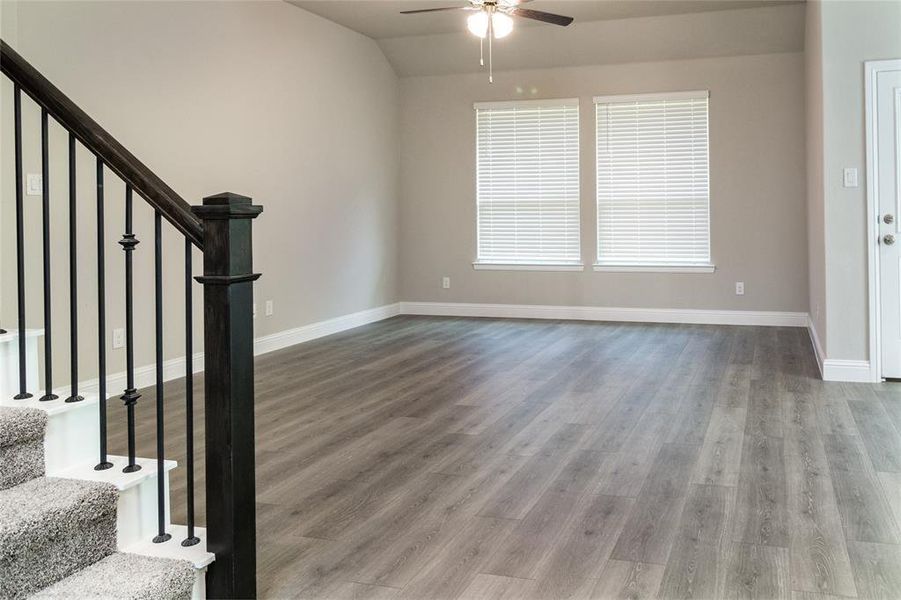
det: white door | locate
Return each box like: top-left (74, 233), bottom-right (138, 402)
top-left (877, 67), bottom-right (901, 378)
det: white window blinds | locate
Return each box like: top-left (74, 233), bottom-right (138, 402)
top-left (476, 99), bottom-right (580, 265)
top-left (595, 91), bottom-right (710, 266)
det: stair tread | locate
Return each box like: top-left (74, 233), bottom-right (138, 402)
top-left (0, 391), bottom-right (99, 416)
top-left (125, 524), bottom-right (215, 569)
top-left (31, 552), bottom-right (196, 600)
top-left (50, 454), bottom-right (177, 490)
top-left (0, 406), bottom-right (46, 447)
top-left (0, 328), bottom-right (43, 344)
top-left (0, 476), bottom-right (117, 554)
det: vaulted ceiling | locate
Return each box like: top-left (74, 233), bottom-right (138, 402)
top-left (288, 0), bottom-right (798, 39)
top-left (287, 1), bottom-right (805, 76)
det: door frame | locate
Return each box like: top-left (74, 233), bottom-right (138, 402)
top-left (865, 59), bottom-right (901, 382)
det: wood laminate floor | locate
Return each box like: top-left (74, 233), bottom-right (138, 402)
top-left (110, 316), bottom-right (901, 599)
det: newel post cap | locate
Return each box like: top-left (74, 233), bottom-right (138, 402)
top-left (193, 192), bottom-right (263, 219)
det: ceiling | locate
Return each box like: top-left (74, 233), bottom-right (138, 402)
top-left (288, 0), bottom-right (799, 40)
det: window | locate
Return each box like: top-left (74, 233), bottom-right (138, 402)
top-left (595, 91), bottom-right (712, 272)
top-left (475, 98), bottom-right (581, 269)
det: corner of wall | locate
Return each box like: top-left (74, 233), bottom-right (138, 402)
top-left (804, 0), bottom-right (828, 359)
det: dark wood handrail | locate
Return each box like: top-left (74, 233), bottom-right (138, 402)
top-left (0, 40), bottom-right (203, 248)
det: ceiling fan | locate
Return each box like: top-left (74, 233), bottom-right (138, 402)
top-left (401, 0), bottom-right (574, 83)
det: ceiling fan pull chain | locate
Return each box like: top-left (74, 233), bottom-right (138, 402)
top-left (400, 2), bottom-right (573, 85)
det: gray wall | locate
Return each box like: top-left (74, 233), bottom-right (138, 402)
top-left (0, 0), bottom-right (399, 386)
top-left (399, 52), bottom-right (808, 312)
top-left (806, 0), bottom-right (901, 362)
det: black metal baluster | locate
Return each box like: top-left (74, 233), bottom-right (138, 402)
top-left (119, 185), bottom-right (141, 473)
top-left (66, 133), bottom-right (82, 403)
top-left (95, 159), bottom-right (113, 471)
top-left (182, 238), bottom-right (199, 546)
top-left (39, 108), bottom-right (57, 402)
top-left (153, 211), bottom-right (171, 543)
top-left (13, 84), bottom-right (31, 400)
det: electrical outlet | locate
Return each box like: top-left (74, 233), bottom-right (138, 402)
top-left (735, 281), bottom-right (745, 296)
top-left (265, 300), bottom-right (273, 317)
top-left (112, 328), bottom-right (125, 349)
top-left (26, 174), bottom-right (42, 196)
top-left (442, 277), bottom-right (450, 289)
top-left (253, 302), bottom-right (257, 319)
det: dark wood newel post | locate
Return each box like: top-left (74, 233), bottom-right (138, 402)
top-left (193, 192), bottom-right (263, 599)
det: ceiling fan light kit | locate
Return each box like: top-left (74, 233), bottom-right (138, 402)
top-left (401, 0), bottom-right (574, 83)
top-left (467, 12), bottom-right (513, 39)
top-left (466, 11), bottom-right (489, 37)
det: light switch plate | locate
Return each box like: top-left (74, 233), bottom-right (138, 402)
top-left (843, 167), bottom-right (859, 188)
top-left (112, 328), bottom-right (125, 349)
top-left (26, 174), bottom-right (42, 196)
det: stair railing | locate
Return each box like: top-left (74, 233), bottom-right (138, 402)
top-left (1, 40), bottom-right (260, 598)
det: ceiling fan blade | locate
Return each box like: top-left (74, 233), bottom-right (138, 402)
top-left (400, 6), bottom-right (469, 14)
top-left (508, 7), bottom-right (574, 26)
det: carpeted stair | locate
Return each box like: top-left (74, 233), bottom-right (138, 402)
top-left (0, 406), bottom-right (195, 600)
top-left (0, 407), bottom-right (47, 490)
top-left (32, 553), bottom-right (196, 599)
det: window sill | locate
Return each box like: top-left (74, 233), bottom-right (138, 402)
top-left (592, 264), bottom-right (716, 273)
top-left (473, 262), bottom-right (585, 272)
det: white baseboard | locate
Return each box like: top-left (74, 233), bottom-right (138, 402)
top-left (80, 352), bottom-right (206, 400)
top-left (807, 315), bottom-right (826, 379)
top-left (253, 302), bottom-right (400, 356)
top-left (399, 301), bottom-right (808, 327)
top-left (80, 302), bottom-right (401, 398)
top-left (821, 359), bottom-right (874, 382)
top-left (806, 315), bottom-right (875, 382)
top-left (73, 299), bottom-right (883, 392)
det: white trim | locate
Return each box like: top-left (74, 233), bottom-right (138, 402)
top-left (592, 263), bottom-right (715, 273)
top-left (474, 97), bottom-right (579, 110)
top-left (473, 262), bottom-right (584, 272)
top-left (822, 360), bottom-right (874, 383)
top-left (807, 314), bottom-right (826, 379)
top-left (399, 301), bottom-right (807, 327)
top-left (865, 59), bottom-right (901, 383)
top-left (0, 328), bottom-right (44, 343)
top-left (808, 313), bottom-right (877, 382)
top-left (80, 352), bottom-right (206, 401)
top-left (253, 303), bottom-right (400, 356)
top-left (79, 302), bottom-right (401, 399)
top-left (593, 90), bottom-right (709, 104)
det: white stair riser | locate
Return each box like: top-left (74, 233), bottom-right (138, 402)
top-left (123, 524), bottom-right (214, 600)
top-left (0, 332), bottom-right (40, 399)
top-left (44, 401), bottom-right (99, 473)
top-left (116, 470), bottom-right (172, 548)
top-left (191, 569), bottom-right (207, 600)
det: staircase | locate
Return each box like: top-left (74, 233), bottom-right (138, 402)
top-left (1, 39), bottom-right (262, 598)
top-left (0, 405), bottom-right (197, 599)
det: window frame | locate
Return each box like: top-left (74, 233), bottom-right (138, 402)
top-left (593, 90), bottom-right (714, 273)
top-left (473, 97), bottom-right (583, 270)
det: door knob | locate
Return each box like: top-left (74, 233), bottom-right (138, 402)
top-left (885, 214), bottom-right (895, 224)
top-left (885, 234), bottom-right (896, 246)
